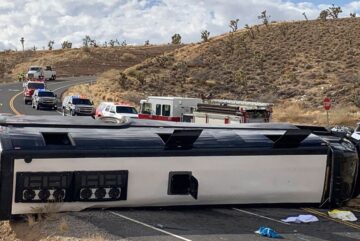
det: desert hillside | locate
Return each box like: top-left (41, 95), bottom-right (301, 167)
top-left (0, 45), bottom-right (182, 83)
top-left (66, 18), bottom-right (360, 126)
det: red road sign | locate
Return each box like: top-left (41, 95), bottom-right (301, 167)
top-left (323, 97), bottom-right (331, 110)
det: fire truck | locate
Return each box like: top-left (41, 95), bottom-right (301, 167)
top-left (23, 80), bottom-right (46, 105)
top-left (193, 99), bottom-right (272, 124)
top-left (139, 96), bottom-right (272, 124)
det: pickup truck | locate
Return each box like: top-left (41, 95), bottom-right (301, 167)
top-left (26, 66), bottom-right (56, 81)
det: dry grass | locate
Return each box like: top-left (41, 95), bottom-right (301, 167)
top-left (0, 45), bottom-right (182, 83)
top-left (65, 18), bottom-right (360, 128)
top-left (273, 101), bottom-right (360, 127)
top-left (58, 218), bottom-right (69, 233)
top-left (64, 69), bottom-right (145, 106)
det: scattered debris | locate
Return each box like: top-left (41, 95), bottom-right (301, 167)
top-left (328, 209), bottom-right (357, 222)
top-left (255, 226), bottom-right (282, 238)
top-left (281, 214), bottom-right (319, 223)
top-left (155, 224), bottom-right (164, 229)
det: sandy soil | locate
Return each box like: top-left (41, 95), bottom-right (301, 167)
top-left (0, 212), bottom-right (125, 241)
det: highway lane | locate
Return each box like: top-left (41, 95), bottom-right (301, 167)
top-left (0, 76), bottom-right (96, 115)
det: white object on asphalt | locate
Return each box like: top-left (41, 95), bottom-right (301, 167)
top-left (328, 209), bottom-right (357, 222)
top-left (281, 214), bottom-right (319, 223)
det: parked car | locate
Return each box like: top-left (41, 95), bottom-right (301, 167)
top-left (23, 81), bottom-right (46, 105)
top-left (32, 89), bottom-right (57, 110)
top-left (96, 102), bottom-right (138, 119)
top-left (62, 95), bottom-right (95, 116)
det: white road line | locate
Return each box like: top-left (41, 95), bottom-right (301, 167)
top-left (232, 208), bottom-right (290, 225)
top-left (109, 211), bottom-right (193, 241)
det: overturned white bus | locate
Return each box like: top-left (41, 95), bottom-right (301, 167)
top-left (0, 115), bottom-right (359, 220)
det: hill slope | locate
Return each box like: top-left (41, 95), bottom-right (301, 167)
top-left (62, 18), bottom-right (360, 125)
top-left (0, 45), bottom-right (182, 83)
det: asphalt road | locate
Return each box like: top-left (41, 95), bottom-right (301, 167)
top-left (0, 76), bottom-right (96, 115)
top-left (1, 77), bottom-right (360, 240)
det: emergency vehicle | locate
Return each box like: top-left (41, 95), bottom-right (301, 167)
top-left (23, 81), bottom-right (46, 105)
top-left (139, 96), bottom-right (202, 122)
top-left (139, 96), bottom-right (272, 124)
top-left (31, 89), bottom-right (58, 110)
top-left (193, 99), bottom-right (273, 124)
top-left (62, 95), bottom-right (95, 116)
top-left (96, 102), bottom-right (138, 119)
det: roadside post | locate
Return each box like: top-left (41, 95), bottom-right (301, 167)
top-left (323, 97), bottom-right (331, 126)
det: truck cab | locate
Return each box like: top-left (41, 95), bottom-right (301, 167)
top-left (23, 81), bottom-right (46, 105)
top-left (139, 96), bottom-right (202, 122)
top-left (26, 66), bottom-right (56, 81)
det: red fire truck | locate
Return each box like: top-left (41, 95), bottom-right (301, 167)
top-left (23, 80), bottom-right (46, 105)
top-left (139, 96), bottom-right (273, 124)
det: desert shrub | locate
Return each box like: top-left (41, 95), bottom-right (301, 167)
top-left (171, 34), bottom-right (182, 44)
top-left (327, 4), bottom-right (342, 19)
top-left (279, 23), bottom-right (289, 37)
top-left (201, 30), bottom-right (210, 42)
top-left (82, 35), bottom-right (92, 47)
top-left (258, 10), bottom-right (270, 26)
top-left (61, 41), bottom-right (72, 49)
top-left (153, 55), bottom-right (174, 67)
top-left (234, 70), bottom-right (248, 87)
top-left (229, 19), bottom-right (239, 32)
top-left (302, 12), bottom-right (308, 21)
top-left (48, 40), bottom-right (54, 50)
top-left (319, 10), bottom-right (329, 20)
top-left (120, 53), bottom-right (137, 61)
top-left (118, 72), bottom-right (128, 89)
top-left (244, 24), bottom-right (255, 39)
top-left (122, 91), bottom-right (145, 105)
top-left (109, 39), bottom-right (120, 47)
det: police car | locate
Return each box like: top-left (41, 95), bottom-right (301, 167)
top-left (96, 102), bottom-right (138, 119)
top-left (62, 95), bottom-right (95, 116)
top-left (32, 89), bottom-right (57, 110)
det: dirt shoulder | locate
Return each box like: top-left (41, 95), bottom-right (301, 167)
top-left (0, 212), bottom-right (125, 241)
